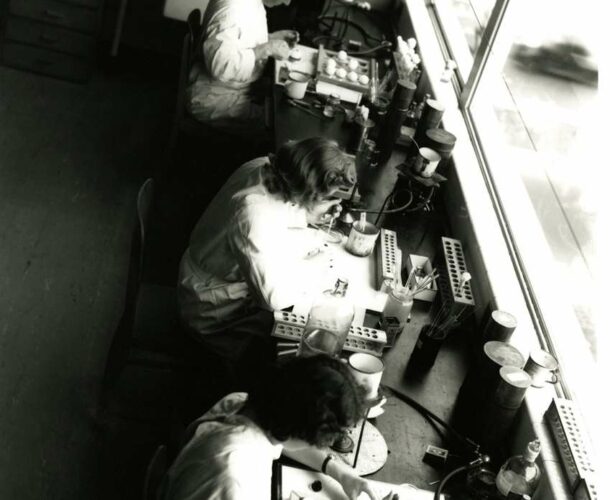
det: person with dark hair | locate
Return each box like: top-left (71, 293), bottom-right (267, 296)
top-left (161, 355), bottom-right (392, 500)
top-left (177, 137), bottom-right (355, 380)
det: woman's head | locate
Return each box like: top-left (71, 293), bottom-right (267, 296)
top-left (264, 137), bottom-right (355, 210)
top-left (248, 355), bottom-right (367, 447)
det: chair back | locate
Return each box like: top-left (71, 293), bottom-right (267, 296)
top-left (123, 178), bottom-right (154, 326)
top-left (186, 9), bottom-right (202, 69)
top-left (143, 445), bottom-right (168, 500)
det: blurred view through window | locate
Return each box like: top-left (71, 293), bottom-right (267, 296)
top-left (434, 0), bottom-right (600, 428)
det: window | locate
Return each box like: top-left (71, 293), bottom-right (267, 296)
top-left (429, 0), bottom-right (601, 450)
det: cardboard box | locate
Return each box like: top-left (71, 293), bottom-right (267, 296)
top-left (406, 254), bottom-right (437, 302)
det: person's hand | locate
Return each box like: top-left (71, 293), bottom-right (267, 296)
top-left (258, 39), bottom-right (291, 60)
top-left (269, 29), bottom-right (300, 47)
top-left (306, 199), bottom-right (342, 226)
top-left (334, 470), bottom-right (380, 500)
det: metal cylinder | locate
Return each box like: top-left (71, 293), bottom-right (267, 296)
top-left (422, 128), bottom-right (457, 159)
top-left (476, 367), bottom-right (532, 450)
top-left (417, 98), bottom-right (445, 132)
top-left (451, 341), bottom-right (524, 438)
top-left (493, 366), bottom-right (532, 408)
top-left (377, 80), bottom-right (417, 164)
top-left (482, 310), bottom-right (518, 343)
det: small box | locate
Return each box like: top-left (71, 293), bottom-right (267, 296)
top-left (406, 254), bottom-right (437, 302)
top-left (423, 445), bottom-right (448, 468)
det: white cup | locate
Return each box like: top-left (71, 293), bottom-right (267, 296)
top-left (345, 221), bottom-right (379, 257)
top-left (419, 147), bottom-right (442, 177)
top-left (524, 348), bottom-right (559, 388)
top-left (285, 71), bottom-right (309, 100)
top-left (348, 353), bottom-right (384, 401)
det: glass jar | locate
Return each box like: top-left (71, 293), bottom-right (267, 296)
top-left (323, 93), bottom-right (341, 118)
top-left (298, 278), bottom-right (354, 357)
top-left (382, 284), bottom-right (414, 331)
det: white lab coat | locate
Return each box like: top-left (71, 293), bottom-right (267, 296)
top-left (178, 157), bottom-right (330, 335)
top-left (187, 0), bottom-right (269, 130)
top-left (161, 393), bottom-right (283, 500)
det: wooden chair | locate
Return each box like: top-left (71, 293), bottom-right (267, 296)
top-left (167, 9), bottom-right (213, 153)
top-left (142, 444), bottom-right (168, 500)
top-left (101, 178), bottom-right (195, 408)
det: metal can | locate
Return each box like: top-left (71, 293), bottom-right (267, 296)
top-left (323, 93), bottom-right (341, 118)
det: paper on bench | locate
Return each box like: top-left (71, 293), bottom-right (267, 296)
top-left (280, 465), bottom-right (443, 500)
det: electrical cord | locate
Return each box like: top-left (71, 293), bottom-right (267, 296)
top-left (347, 40), bottom-right (393, 56)
top-left (317, 15), bottom-right (385, 44)
top-left (382, 385), bottom-right (479, 454)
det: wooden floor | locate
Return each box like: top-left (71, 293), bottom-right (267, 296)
top-left (0, 48), bottom-right (269, 498)
top-left (0, 55), bottom-right (174, 499)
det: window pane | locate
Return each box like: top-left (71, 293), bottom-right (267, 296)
top-left (469, 0), bottom-right (599, 430)
top-left (438, 0), bottom-right (496, 75)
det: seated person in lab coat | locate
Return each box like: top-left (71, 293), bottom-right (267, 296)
top-left (187, 0), bottom-right (299, 134)
top-left (177, 137), bottom-right (354, 377)
top-left (161, 355), bottom-right (393, 500)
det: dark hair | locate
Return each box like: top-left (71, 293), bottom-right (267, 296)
top-left (263, 137), bottom-right (355, 209)
top-left (248, 355), bottom-right (367, 447)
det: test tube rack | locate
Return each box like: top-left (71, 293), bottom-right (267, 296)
top-left (375, 228), bottom-right (402, 292)
top-left (271, 311), bottom-right (387, 356)
top-left (437, 236), bottom-right (475, 311)
top-left (424, 236), bottom-right (475, 336)
top-left (545, 398), bottom-right (597, 496)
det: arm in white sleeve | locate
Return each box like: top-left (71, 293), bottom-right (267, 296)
top-left (203, 11), bottom-right (258, 82)
top-left (229, 204), bottom-right (326, 311)
top-left (282, 447), bottom-right (381, 500)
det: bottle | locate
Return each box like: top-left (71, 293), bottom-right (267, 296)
top-left (323, 93), bottom-right (341, 118)
top-left (414, 93), bottom-right (430, 123)
top-left (298, 279), bottom-right (354, 358)
top-left (495, 439), bottom-right (542, 498)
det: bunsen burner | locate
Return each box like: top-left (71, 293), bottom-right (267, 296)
top-left (477, 366), bottom-right (532, 452)
top-left (422, 128), bottom-right (457, 160)
top-left (451, 341), bottom-right (525, 438)
top-left (482, 310), bottom-right (518, 343)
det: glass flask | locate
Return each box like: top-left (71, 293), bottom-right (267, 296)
top-left (495, 439), bottom-right (541, 498)
top-left (298, 279), bottom-right (354, 358)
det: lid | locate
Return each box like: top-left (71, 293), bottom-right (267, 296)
top-left (491, 310), bottom-right (518, 329)
top-left (499, 366), bottom-right (532, 389)
top-left (484, 341), bottom-right (525, 368)
top-left (425, 128), bottom-right (457, 147)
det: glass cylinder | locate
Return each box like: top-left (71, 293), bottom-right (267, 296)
top-left (381, 285), bottom-right (414, 345)
top-left (298, 279), bottom-right (354, 358)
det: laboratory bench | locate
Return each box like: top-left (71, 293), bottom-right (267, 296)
top-left (267, 32), bottom-right (482, 495)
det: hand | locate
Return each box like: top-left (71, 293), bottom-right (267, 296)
top-left (269, 29), bottom-right (300, 46)
top-left (256, 39), bottom-right (290, 61)
top-left (335, 471), bottom-right (380, 500)
top-left (306, 199), bottom-right (342, 226)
